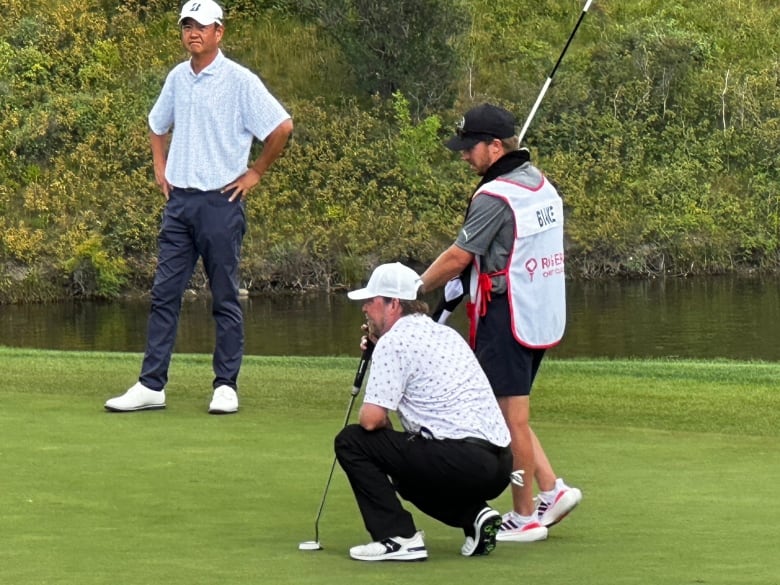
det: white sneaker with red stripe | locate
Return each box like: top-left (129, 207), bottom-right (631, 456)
top-left (537, 478), bottom-right (582, 528)
top-left (495, 511), bottom-right (548, 542)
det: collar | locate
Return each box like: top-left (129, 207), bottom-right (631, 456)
top-left (189, 49), bottom-right (225, 76)
top-left (461, 149), bottom-right (531, 219)
top-left (476, 149), bottom-right (531, 189)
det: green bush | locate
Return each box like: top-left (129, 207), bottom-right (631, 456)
top-left (1, 0), bottom-right (780, 301)
top-left (62, 234), bottom-right (128, 299)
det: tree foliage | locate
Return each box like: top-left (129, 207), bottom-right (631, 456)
top-left (244, 94), bottom-right (469, 291)
top-left (1, 0), bottom-right (780, 302)
top-left (286, 0), bottom-right (470, 114)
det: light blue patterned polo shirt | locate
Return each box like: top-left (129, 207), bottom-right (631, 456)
top-left (148, 50), bottom-right (291, 191)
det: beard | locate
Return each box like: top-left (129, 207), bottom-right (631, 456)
top-left (366, 318), bottom-right (383, 339)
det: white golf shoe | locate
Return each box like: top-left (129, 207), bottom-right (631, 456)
top-left (208, 385), bottom-right (238, 414)
top-left (496, 511), bottom-right (548, 542)
top-left (349, 531), bottom-right (427, 562)
top-left (105, 382), bottom-right (166, 412)
top-left (537, 478), bottom-right (582, 527)
top-left (461, 506), bottom-right (502, 557)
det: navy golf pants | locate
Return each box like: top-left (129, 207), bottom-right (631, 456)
top-left (335, 425), bottom-right (512, 541)
top-left (140, 188), bottom-right (246, 392)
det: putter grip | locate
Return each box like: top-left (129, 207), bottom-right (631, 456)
top-left (352, 339), bottom-right (375, 390)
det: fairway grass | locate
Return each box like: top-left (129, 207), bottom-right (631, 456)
top-left (1, 347), bottom-right (778, 585)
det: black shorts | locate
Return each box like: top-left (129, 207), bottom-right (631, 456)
top-left (475, 293), bottom-right (546, 397)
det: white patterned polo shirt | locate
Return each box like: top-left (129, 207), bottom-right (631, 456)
top-left (363, 314), bottom-right (510, 446)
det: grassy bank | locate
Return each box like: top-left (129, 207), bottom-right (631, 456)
top-left (1, 347), bottom-right (778, 584)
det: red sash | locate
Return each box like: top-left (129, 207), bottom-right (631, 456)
top-left (466, 270), bottom-right (506, 348)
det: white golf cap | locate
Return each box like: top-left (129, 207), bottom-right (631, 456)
top-left (347, 263), bottom-right (422, 301)
top-left (178, 0), bottom-right (223, 26)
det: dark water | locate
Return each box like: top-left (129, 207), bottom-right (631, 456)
top-left (1, 275), bottom-right (779, 361)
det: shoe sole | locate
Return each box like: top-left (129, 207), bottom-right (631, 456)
top-left (541, 488), bottom-right (582, 528)
top-left (104, 404), bottom-right (166, 412)
top-left (350, 552), bottom-right (428, 562)
top-left (496, 525), bottom-right (548, 543)
top-left (208, 407), bottom-right (238, 414)
top-left (461, 511), bottom-right (501, 557)
top-left (476, 516), bottom-right (502, 555)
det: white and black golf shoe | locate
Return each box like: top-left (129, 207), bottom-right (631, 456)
top-left (349, 531), bottom-right (427, 562)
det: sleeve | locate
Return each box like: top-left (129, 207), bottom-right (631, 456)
top-left (362, 339), bottom-right (406, 411)
top-left (455, 194), bottom-right (510, 256)
top-left (241, 73), bottom-right (291, 141)
top-left (148, 72), bottom-right (176, 135)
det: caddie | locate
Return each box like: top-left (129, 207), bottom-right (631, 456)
top-left (420, 103), bottom-right (582, 543)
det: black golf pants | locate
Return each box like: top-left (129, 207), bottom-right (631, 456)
top-left (335, 425), bottom-right (512, 541)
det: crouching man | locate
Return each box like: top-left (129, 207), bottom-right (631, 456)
top-left (335, 262), bottom-right (512, 561)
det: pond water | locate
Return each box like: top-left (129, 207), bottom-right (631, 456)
top-left (1, 275), bottom-right (779, 361)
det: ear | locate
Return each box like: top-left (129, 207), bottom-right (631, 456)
top-left (483, 139), bottom-right (501, 162)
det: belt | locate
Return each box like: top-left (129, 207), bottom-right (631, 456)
top-left (459, 437), bottom-right (509, 456)
top-left (172, 186), bottom-right (204, 193)
top-left (410, 431), bottom-right (509, 456)
top-left (171, 186), bottom-right (235, 193)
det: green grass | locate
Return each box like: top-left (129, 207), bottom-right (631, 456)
top-left (1, 347), bottom-right (779, 585)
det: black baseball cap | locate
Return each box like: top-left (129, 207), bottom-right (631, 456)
top-left (445, 103), bottom-right (517, 151)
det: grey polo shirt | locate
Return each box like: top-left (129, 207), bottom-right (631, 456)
top-left (456, 196), bottom-right (514, 295)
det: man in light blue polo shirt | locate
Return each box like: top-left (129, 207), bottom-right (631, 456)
top-left (105, 0), bottom-right (293, 415)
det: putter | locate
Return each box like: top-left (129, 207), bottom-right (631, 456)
top-left (298, 339), bottom-right (375, 551)
top-left (518, 0), bottom-right (594, 143)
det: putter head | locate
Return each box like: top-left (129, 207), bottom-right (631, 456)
top-left (298, 540), bottom-right (323, 551)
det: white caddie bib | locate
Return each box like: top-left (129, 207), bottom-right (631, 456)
top-left (469, 170), bottom-right (566, 348)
